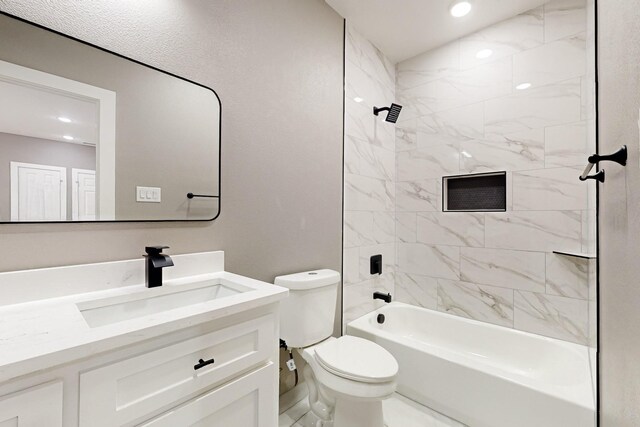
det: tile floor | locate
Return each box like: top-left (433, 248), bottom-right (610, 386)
top-left (279, 388), bottom-right (466, 427)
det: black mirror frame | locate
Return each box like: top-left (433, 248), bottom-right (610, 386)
top-left (0, 10), bottom-right (222, 223)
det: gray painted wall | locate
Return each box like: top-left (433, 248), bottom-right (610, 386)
top-left (598, 0), bottom-right (640, 425)
top-left (0, 0), bottom-right (344, 286)
top-left (0, 132), bottom-right (96, 221)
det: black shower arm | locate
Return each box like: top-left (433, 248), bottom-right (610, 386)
top-left (373, 106), bottom-right (390, 116)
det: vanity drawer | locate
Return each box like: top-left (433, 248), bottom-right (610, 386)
top-left (79, 313), bottom-right (275, 427)
top-left (0, 381), bottom-right (63, 427)
top-left (138, 363), bottom-right (276, 427)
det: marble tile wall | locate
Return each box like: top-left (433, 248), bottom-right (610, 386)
top-left (394, 0), bottom-right (596, 346)
top-left (343, 24), bottom-right (396, 328)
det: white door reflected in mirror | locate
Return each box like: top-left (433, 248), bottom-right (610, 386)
top-left (10, 161), bottom-right (67, 221)
top-left (72, 169), bottom-right (96, 221)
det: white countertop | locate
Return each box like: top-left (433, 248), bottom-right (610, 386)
top-left (0, 271), bottom-right (288, 384)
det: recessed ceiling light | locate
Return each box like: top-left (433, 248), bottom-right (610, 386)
top-left (516, 82), bottom-right (532, 90)
top-left (57, 116), bottom-right (72, 123)
top-left (63, 135), bottom-right (74, 141)
top-left (450, 1), bottom-right (472, 18)
top-left (354, 97), bottom-right (364, 103)
top-left (475, 49), bottom-right (493, 59)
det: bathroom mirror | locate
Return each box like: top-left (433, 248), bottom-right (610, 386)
top-left (0, 12), bottom-right (221, 222)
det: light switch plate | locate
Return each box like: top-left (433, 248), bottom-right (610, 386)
top-left (136, 186), bottom-right (161, 203)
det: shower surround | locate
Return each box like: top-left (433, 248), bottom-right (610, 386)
top-left (343, 0), bottom-right (596, 346)
top-left (343, 24), bottom-right (397, 327)
top-left (394, 0), bottom-right (595, 346)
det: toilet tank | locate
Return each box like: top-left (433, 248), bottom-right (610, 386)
top-left (276, 269), bottom-right (340, 348)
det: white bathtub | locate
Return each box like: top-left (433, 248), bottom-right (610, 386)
top-left (347, 302), bottom-right (595, 427)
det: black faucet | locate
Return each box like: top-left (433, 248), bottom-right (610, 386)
top-left (144, 246), bottom-right (174, 288)
top-left (373, 291), bottom-right (392, 303)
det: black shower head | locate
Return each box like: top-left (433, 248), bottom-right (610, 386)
top-left (373, 103), bottom-right (403, 123)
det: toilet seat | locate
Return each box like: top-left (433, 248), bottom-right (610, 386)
top-left (314, 336), bottom-right (398, 383)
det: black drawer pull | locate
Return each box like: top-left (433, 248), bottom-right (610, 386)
top-left (194, 358), bottom-right (215, 370)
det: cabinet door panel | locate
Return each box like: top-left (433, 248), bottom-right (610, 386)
top-left (80, 314), bottom-right (275, 427)
top-left (0, 381), bottom-right (63, 427)
top-left (139, 363), bottom-right (276, 427)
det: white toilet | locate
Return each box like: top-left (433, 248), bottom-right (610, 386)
top-left (276, 269), bottom-right (398, 427)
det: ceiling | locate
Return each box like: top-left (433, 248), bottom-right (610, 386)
top-left (0, 79), bottom-right (98, 146)
top-left (325, 0), bottom-right (549, 63)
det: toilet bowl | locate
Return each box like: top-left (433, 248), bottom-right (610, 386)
top-left (299, 336), bottom-right (398, 427)
top-left (275, 270), bottom-right (398, 427)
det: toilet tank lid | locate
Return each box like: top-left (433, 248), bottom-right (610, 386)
top-left (274, 269), bottom-right (340, 290)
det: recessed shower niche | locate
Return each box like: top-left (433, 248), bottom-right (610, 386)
top-left (443, 172), bottom-right (507, 212)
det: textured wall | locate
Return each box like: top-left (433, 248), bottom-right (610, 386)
top-left (394, 0), bottom-right (596, 345)
top-left (0, 0), bottom-right (344, 284)
top-left (598, 0), bottom-right (640, 424)
top-left (342, 24), bottom-right (396, 326)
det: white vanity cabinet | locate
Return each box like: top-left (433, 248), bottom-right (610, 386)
top-left (139, 364), bottom-right (276, 427)
top-left (0, 381), bottom-right (63, 427)
top-left (0, 252), bottom-right (287, 427)
top-left (79, 313), bottom-right (277, 426)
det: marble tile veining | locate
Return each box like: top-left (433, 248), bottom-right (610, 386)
top-left (398, 243), bottom-right (460, 280)
top-left (484, 78), bottom-right (582, 138)
top-left (546, 253), bottom-right (590, 299)
top-left (343, 277), bottom-right (394, 326)
top-left (437, 279), bottom-right (514, 327)
top-left (514, 290), bottom-right (589, 344)
top-left (346, 135), bottom-right (396, 181)
top-left (512, 167), bottom-right (587, 211)
top-left (346, 24), bottom-right (395, 90)
top-left (343, 247), bottom-right (360, 285)
top-left (397, 144), bottom-right (460, 181)
top-left (544, 0), bottom-right (587, 42)
top-left (459, 7), bottom-right (544, 69)
top-left (398, 58), bottom-right (512, 115)
top-left (545, 121), bottom-right (588, 168)
top-left (344, 211), bottom-right (374, 248)
top-left (396, 122), bottom-right (418, 152)
top-left (396, 212), bottom-right (417, 243)
top-left (396, 272), bottom-right (438, 309)
top-left (485, 211), bottom-right (582, 252)
top-left (397, 42), bottom-right (460, 91)
top-left (396, 179), bottom-right (440, 212)
top-left (358, 243), bottom-right (396, 281)
top-left (346, 58), bottom-right (395, 110)
top-left (460, 129), bottom-right (545, 173)
top-left (345, 173), bottom-right (395, 212)
top-left (345, 97), bottom-right (395, 151)
top-left (513, 33), bottom-right (586, 88)
top-left (416, 212), bottom-right (484, 247)
top-left (418, 104), bottom-right (484, 146)
top-left (460, 247), bottom-right (546, 292)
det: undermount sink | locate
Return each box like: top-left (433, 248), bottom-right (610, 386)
top-left (77, 278), bottom-right (251, 328)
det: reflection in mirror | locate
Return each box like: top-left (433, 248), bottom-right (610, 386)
top-left (0, 13), bottom-right (220, 222)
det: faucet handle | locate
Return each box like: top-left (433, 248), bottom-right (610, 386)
top-left (145, 245), bottom-right (170, 255)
